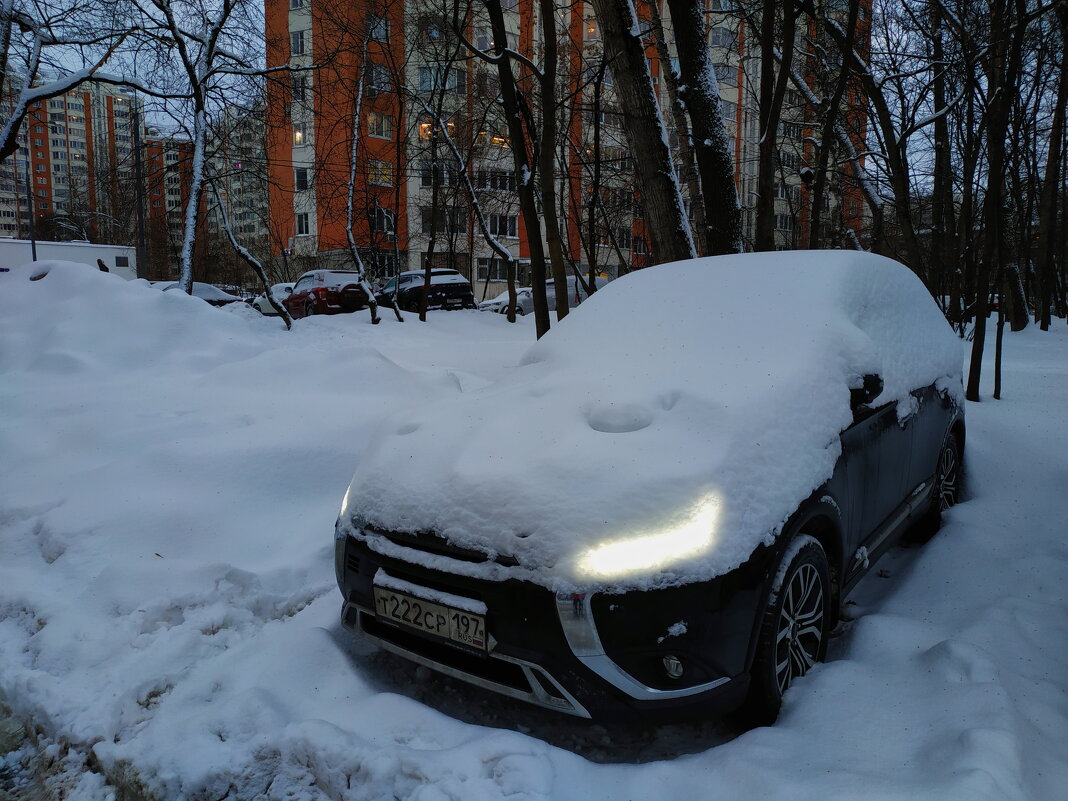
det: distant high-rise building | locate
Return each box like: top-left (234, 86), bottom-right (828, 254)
top-left (263, 0), bottom-right (871, 298)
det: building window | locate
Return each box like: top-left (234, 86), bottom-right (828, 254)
top-left (633, 235), bottom-right (648, 254)
top-left (290, 0), bottom-right (303, 7)
top-left (365, 63), bottom-right (391, 93)
top-left (774, 213), bottom-right (795, 231)
top-left (487, 214), bottom-right (518, 238)
top-left (369, 206), bottom-right (395, 235)
top-left (296, 212), bottom-right (310, 235)
top-left (367, 111), bottom-right (392, 139)
top-left (368, 159), bottom-right (393, 186)
top-left (420, 207), bottom-right (464, 234)
top-left (293, 122), bottom-right (306, 145)
top-left (713, 62), bottom-right (737, 87)
top-left (710, 26), bottom-right (734, 49)
top-left (368, 14), bottom-right (389, 42)
top-left (420, 161), bottom-right (458, 187)
top-left (476, 168), bottom-right (515, 191)
top-left (617, 227), bottom-right (632, 250)
top-left (781, 121), bottom-right (803, 139)
top-left (292, 75), bottom-right (306, 102)
top-left (291, 30), bottom-right (305, 56)
top-left (294, 167), bottom-right (309, 191)
top-left (585, 18), bottom-right (599, 41)
top-left (418, 66), bottom-right (466, 94)
top-left (476, 257), bottom-right (510, 281)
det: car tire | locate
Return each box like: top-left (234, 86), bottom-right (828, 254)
top-left (909, 431), bottom-right (961, 542)
top-left (304, 302), bottom-right (314, 318)
top-left (744, 534), bottom-right (831, 725)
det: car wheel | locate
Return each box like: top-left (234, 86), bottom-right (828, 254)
top-left (745, 534), bottom-right (830, 724)
top-left (909, 432), bottom-right (961, 542)
top-left (305, 302), bottom-right (314, 318)
top-left (935, 433), bottom-right (961, 512)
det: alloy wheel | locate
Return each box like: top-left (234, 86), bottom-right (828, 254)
top-left (774, 562), bottom-right (825, 694)
top-left (937, 444), bottom-right (959, 511)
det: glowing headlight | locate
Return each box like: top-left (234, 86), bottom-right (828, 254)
top-left (573, 496), bottom-right (721, 580)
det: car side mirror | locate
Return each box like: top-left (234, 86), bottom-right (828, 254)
top-left (284, 286), bottom-right (293, 294)
top-left (850, 374), bottom-right (884, 412)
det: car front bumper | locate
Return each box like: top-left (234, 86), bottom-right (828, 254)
top-left (335, 530), bottom-right (765, 720)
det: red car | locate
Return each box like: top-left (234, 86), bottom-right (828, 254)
top-left (284, 270), bottom-right (370, 319)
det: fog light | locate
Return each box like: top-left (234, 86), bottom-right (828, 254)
top-left (662, 654), bottom-right (684, 679)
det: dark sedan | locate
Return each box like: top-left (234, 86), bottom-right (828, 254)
top-left (334, 251), bottom-right (964, 723)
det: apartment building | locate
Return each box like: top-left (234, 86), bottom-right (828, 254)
top-left (0, 82), bottom-right (142, 244)
top-left (263, 0), bottom-right (871, 298)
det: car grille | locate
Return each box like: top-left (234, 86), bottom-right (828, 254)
top-left (367, 526), bottom-right (519, 567)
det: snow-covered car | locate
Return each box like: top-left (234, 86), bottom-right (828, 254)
top-left (157, 281), bottom-right (244, 306)
top-left (285, 270), bottom-right (370, 319)
top-left (478, 287), bottom-right (533, 315)
top-left (334, 251), bottom-right (965, 722)
top-left (479, 276), bottom-right (590, 316)
top-left (375, 269), bottom-right (476, 312)
top-left (251, 283), bottom-right (295, 315)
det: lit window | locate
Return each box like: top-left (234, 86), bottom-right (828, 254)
top-left (368, 159), bottom-right (393, 186)
top-left (294, 123), bottom-right (306, 145)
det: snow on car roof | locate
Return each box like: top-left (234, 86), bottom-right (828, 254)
top-left (158, 281), bottom-right (241, 301)
top-left (343, 251), bottom-right (964, 591)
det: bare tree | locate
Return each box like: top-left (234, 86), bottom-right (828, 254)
top-left (589, 0), bottom-right (696, 265)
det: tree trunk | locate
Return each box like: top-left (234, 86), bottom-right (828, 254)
top-left (539, 0), bottom-right (569, 320)
top-left (754, 0), bottom-right (797, 251)
top-left (485, 0), bottom-right (551, 336)
top-left (810, 0), bottom-right (859, 250)
top-left (1035, 4), bottom-right (1068, 330)
top-left (590, 0), bottom-right (696, 264)
top-left (967, 0), bottom-right (1029, 402)
top-left (648, 2), bottom-right (703, 252)
top-left (666, 0), bottom-right (742, 255)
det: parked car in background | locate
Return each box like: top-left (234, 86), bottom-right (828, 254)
top-left (251, 283), bottom-right (295, 315)
top-left (375, 269), bottom-right (476, 312)
top-left (334, 251), bottom-right (965, 723)
top-left (284, 271), bottom-right (370, 319)
top-left (157, 281), bottom-right (244, 306)
top-left (478, 287), bottom-right (533, 315)
top-left (478, 276), bottom-right (590, 316)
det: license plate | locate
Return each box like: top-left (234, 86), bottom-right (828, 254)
top-left (372, 586), bottom-right (487, 650)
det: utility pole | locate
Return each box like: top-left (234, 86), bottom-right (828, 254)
top-left (131, 95), bottom-right (148, 279)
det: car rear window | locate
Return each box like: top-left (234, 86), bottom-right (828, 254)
top-left (322, 272), bottom-right (361, 289)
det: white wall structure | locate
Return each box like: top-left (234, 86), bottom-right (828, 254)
top-left (0, 238), bottom-right (136, 279)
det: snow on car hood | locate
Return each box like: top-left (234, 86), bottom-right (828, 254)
top-left (341, 251), bottom-right (964, 591)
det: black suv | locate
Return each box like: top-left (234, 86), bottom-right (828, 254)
top-left (335, 252), bottom-right (964, 722)
top-left (375, 269), bottom-right (477, 312)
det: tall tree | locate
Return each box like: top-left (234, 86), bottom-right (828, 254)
top-left (589, 0), bottom-right (696, 264)
top-left (666, 0), bottom-right (742, 254)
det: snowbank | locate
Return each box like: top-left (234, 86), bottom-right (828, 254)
top-left (1, 259), bottom-right (1066, 801)
top-left (343, 251), bottom-right (963, 589)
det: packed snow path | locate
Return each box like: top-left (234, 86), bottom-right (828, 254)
top-left (1, 264), bottom-right (1066, 800)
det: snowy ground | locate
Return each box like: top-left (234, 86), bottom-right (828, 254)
top-left (1, 263), bottom-right (1066, 801)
